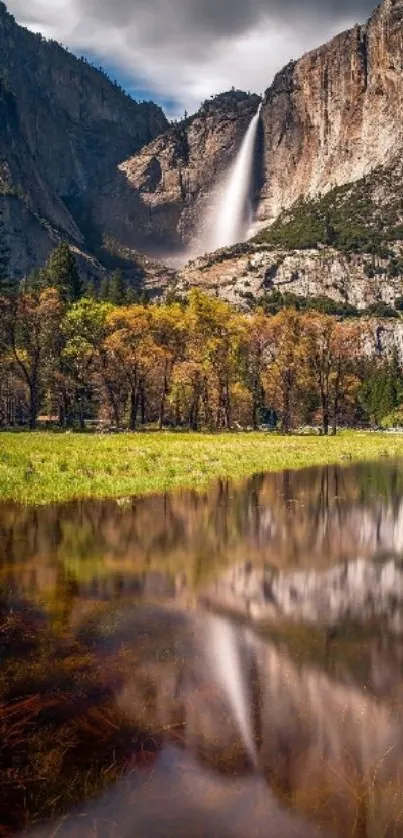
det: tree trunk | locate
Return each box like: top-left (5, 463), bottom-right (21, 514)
top-left (189, 389), bottom-right (200, 431)
top-left (252, 390), bottom-right (259, 430)
top-left (332, 397), bottom-right (339, 436)
top-left (332, 366), bottom-right (341, 436)
top-left (202, 378), bottom-right (211, 428)
top-left (58, 396), bottom-right (66, 429)
top-left (322, 398), bottom-right (329, 436)
top-left (282, 376), bottom-right (291, 434)
top-left (0, 382), bottom-right (5, 428)
top-left (140, 382), bottom-right (146, 426)
top-left (175, 394), bottom-right (181, 427)
top-left (129, 387), bottom-right (139, 431)
top-left (77, 394), bottom-right (85, 430)
top-left (320, 372), bottom-right (330, 435)
top-left (159, 365), bottom-right (169, 429)
top-left (29, 384), bottom-right (37, 430)
top-left (223, 381), bottom-right (231, 430)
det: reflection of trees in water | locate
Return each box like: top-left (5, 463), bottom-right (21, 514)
top-left (2, 462), bottom-right (403, 608)
top-left (3, 462), bottom-right (403, 835)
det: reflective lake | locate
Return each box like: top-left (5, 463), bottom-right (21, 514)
top-left (2, 461), bottom-right (403, 837)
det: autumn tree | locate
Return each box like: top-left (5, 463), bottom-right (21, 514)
top-left (182, 290), bottom-right (246, 429)
top-left (62, 297), bottom-right (121, 427)
top-left (105, 306), bottom-right (158, 429)
top-left (151, 303), bottom-right (187, 428)
top-left (304, 314), bottom-right (361, 435)
top-left (245, 309), bottom-right (273, 428)
top-left (1, 288), bottom-right (63, 428)
top-left (263, 310), bottom-right (309, 433)
top-left (327, 321), bottom-right (362, 434)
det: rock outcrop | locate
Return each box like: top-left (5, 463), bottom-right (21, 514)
top-left (174, 244), bottom-right (403, 311)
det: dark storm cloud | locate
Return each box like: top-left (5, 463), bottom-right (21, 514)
top-left (6, 0), bottom-right (378, 113)
top-left (78, 0), bottom-right (375, 39)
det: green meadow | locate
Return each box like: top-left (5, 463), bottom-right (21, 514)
top-left (1, 430), bottom-right (403, 506)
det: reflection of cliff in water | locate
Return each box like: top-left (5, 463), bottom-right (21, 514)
top-left (25, 604), bottom-right (403, 838)
top-left (3, 462), bottom-right (403, 603)
top-left (205, 556), bottom-right (403, 633)
top-left (3, 461), bottom-right (403, 836)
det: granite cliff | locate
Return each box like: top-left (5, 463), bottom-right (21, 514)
top-left (0, 1), bottom-right (168, 278)
top-left (257, 0), bottom-right (403, 225)
top-left (115, 91), bottom-right (261, 255)
top-left (122, 0), bottom-right (403, 256)
top-left (2, 0), bottom-right (403, 298)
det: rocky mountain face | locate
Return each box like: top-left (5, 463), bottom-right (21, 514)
top-left (115, 91), bottom-right (261, 255)
top-left (174, 242), bottom-right (403, 311)
top-left (121, 0), bottom-right (403, 254)
top-left (159, 151), bottom-right (403, 340)
top-left (256, 0), bottom-right (403, 225)
top-left (2, 0), bottom-right (403, 302)
top-left (0, 2), bottom-right (168, 278)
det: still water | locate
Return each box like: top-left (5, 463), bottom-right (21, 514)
top-left (2, 462), bottom-right (403, 837)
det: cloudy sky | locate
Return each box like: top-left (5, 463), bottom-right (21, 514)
top-left (7, 0), bottom-right (375, 116)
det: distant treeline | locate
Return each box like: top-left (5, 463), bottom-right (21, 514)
top-left (0, 242), bottom-right (403, 433)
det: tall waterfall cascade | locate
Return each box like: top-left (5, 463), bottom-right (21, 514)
top-left (210, 103), bottom-right (262, 252)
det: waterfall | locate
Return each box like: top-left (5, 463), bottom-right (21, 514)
top-left (206, 613), bottom-right (258, 766)
top-left (210, 103), bottom-right (262, 252)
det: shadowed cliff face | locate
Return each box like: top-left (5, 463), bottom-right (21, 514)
top-left (121, 0), bottom-right (403, 256)
top-left (0, 3), bottom-right (168, 275)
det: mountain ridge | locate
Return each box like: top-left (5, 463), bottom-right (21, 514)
top-left (0, 0), bottom-right (168, 278)
top-left (2, 0), bottom-right (403, 299)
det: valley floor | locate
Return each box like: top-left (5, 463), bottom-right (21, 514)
top-left (1, 431), bottom-right (403, 506)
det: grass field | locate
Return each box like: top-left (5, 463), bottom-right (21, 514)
top-left (1, 430), bottom-right (403, 506)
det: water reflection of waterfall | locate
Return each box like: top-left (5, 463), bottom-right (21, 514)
top-left (106, 606), bottom-right (403, 837)
top-left (209, 103), bottom-right (262, 251)
top-left (6, 594), bottom-right (403, 838)
top-left (206, 614), bottom-right (258, 766)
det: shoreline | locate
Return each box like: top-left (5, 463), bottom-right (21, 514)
top-left (1, 430), bottom-right (403, 506)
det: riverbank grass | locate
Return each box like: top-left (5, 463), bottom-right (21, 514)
top-left (1, 431), bottom-right (403, 506)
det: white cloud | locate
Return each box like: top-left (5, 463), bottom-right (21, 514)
top-left (5, 0), bottom-right (374, 117)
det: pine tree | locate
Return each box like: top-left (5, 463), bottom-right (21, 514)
top-left (0, 208), bottom-right (11, 296)
top-left (108, 270), bottom-right (127, 306)
top-left (83, 277), bottom-right (97, 299)
top-left (361, 349), bottom-right (403, 424)
top-left (45, 242), bottom-right (82, 302)
top-left (22, 268), bottom-right (48, 294)
top-left (99, 276), bottom-right (110, 302)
